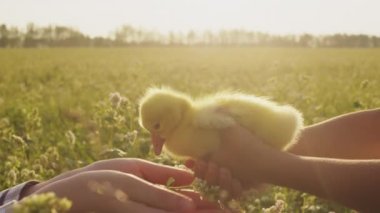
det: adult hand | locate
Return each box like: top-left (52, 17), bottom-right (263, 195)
top-left (207, 125), bottom-right (283, 186)
top-left (184, 125), bottom-right (278, 200)
top-left (208, 124), bottom-right (380, 212)
top-left (23, 158), bottom-right (222, 213)
top-left (186, 160), bottom-right (243, 199)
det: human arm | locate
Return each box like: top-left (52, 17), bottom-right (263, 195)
top-left (209, 125), bottom-right (380, 212)
top-left (288, 108), bottom-right (380, 159)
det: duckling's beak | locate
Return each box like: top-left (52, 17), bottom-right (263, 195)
top-left (151, 132), bottom-right (165, 155)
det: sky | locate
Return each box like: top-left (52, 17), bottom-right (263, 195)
top-left (1, 0), bottom-right (380, 37)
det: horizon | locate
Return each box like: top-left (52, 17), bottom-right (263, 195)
top-left (1, 0), bottom-right (380, 37)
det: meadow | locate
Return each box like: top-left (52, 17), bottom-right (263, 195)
top-left (1, 47), bottom-right (379, 212)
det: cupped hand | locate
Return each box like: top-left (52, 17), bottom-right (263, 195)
top-left (24, 158), bottom-right (225, 213)
top-left (32, 170), bottom-right (196, 213)
top-left (35, 158), bottom-right (194, 188)
top-left (86, 158), bottom-right (223, 211)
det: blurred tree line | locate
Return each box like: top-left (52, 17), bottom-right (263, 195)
top-left (1, 23), bottom-right (380, 48)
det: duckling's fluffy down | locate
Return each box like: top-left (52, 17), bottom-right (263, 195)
top-left (193, 92), bottom-right (303, 150)
top-left (139, 88), bottom-right (303, 159)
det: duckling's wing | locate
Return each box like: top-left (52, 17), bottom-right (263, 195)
top-left (192, 101), bottom-right (236, 129)
top-left (206, 92), bottom-right (304, 150)
top-left (193, 92), bottom-right (303, 149)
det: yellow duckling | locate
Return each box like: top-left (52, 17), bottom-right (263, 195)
top-left (139, 87), bottom-right (303, 160)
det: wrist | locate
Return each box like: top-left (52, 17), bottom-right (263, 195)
top-left (257, 149), bottom-right (301, 184)
top-left (238, 143), bottom-right (287, 184)
top-left (263, 151), bottom-right (310, 188)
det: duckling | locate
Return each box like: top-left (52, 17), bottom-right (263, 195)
top-left (139, 87), bottom-right (303, 160)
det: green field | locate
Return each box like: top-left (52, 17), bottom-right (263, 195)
top-left (1, 47), bottom-right (379, 212)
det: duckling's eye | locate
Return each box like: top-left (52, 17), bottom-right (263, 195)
top-left (153, 123), bottom-right (160, 130)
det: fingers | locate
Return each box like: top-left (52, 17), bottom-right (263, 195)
top-left (86, 158), bottom-right (138, 173)
top-left (107, 200), bottom-right (174, 213)
top-left (231, 179), bottom-right (243, 198)
top-left (35, 170), bottom-right (195, 213)
top-left (134, 159), bottom-right (195, 186)
top-left (105, 198), bottom-right (173, 213)
top-left (71, 171), bottom-right (195, 212)
top-left (122, 199), bottom-right (172, 213)
top-left (86, 158), bottom-right (194, 187)
top-left (196, 210), bottom-right (230, 213)
top-left (117, 172), bottom-right (195, 212)
top-left (193, 160), bottom-right (208, 179)
top-left (216, 167), bottom-right (243, 199)
top-left (190, 160), bottom-right (244, 199)
top-left (40, 168), bottom-right (83, 187)
top-left (193, 161), bottom-right (227, 188)
top-left (177, 189), bottom-right (220, 210)
top-left (219, 168), bottom-right (233, 193)
top-left (204, 162), bottom-right (218, 185)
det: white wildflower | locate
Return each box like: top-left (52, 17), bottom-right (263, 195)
top-left (65, 130), bottom-right (76, 145)
top-left (109, 92), bottom-right (123, 108)
top-left (262, 200), bottom-right (285, 213)
top-left (124, 130), bottom-right (138, 142)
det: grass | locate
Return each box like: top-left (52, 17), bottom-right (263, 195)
top-left (1, 47), bottom-right (379, 212)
